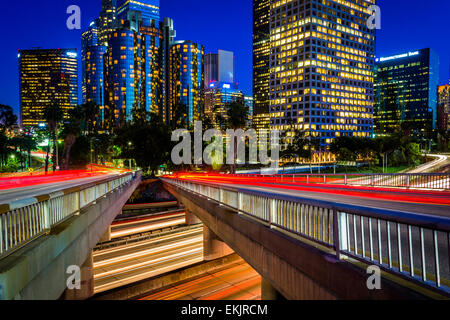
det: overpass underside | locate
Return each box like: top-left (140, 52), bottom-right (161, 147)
top-left (163, 181), bottom-right (437, 300)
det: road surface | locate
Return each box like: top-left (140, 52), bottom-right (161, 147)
top-left (93, 226), bottom-right (203, 294)
top-left (110, 210), bottom-right (186, 239)
top-left (139, 259), bottom-right (261, 300)
top-left (0, 171), bottom-right (122, 204)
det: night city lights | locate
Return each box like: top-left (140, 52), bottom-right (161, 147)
top-left (0, 0), bottom-right (449, 316)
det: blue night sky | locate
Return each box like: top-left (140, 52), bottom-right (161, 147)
top-left (0, 0), bottom-right (449, 116)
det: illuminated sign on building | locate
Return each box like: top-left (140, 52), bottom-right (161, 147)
top-left (376, 51), bottom-right (419, 62)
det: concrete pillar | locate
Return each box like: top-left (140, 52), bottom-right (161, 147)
top-left (261, 278), bottom-right (286, 300)
top-left (203, 225), bottom-right (234, 261)
top-left (98, 226), bottom-right (111, 243)
top-left (185, 209), bottom-right (202, 225)
top-left (63, 251), bottom-right (94, 300)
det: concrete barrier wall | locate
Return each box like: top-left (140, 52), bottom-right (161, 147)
top-left (0, 176), bottom-right (141, 300)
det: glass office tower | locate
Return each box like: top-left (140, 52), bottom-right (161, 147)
top-left (269, 0), bottom-right (376, 162)
top-left (103, 0), bottom-right (161, 127)
top-left (19, 49), bottom-right (78, 127)
top-left (438, 85), bottom-right (450, 133)
top-left (82, 20), bottom-right (107, 112)
top-left (170, 40), bottom-right (204, 125)
top-left (253, 0), bottom-right (271, 129)
top-left (99, 0), bottom-right (117, 45)
top-left (160, 17), bottom-right (177, 124)
top-left (205, 50), bottom-right (235, 86)
top-left (374, 48), bottom-right (440, 139)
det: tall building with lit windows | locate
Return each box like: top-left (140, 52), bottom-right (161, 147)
top-left (160, 17), bottom-right (176, 124)
top-left (99, 0), bottom-right (117, 45)
top-left (438, 85), bottom-right (450, 134)
top-left (19, 49), bottom-right (78, 127)
top-left (82, 20), bottom-right (107, 111)
top-left (374, 48), bottom-right (440, 139)
top-left (269, 0), bottom-right (376, 161)
top-left (253, 0), bottom-right (271, 130)
top-left (169, 41), bottom-right (204, 125)
top-left (103, 0), bottom-right (161, 127)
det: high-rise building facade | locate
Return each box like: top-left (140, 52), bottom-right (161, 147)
top-left (19, 49), bottom-right (78, 127)
top-left (169, 41), bottom-right (204, 125)
top-left (103, 0), bottom-right (161, 127)
top-left (437, 85), bottom-right (449, 133)
top-left (269, 0), bottom-right (376, 161)
top-left (82, 20), bottom-right (107, 111)
top-left (204, 50), bottom-right (235, 86)
top-left (99, 0), bottom-right (117, 45)
top-left (160, 17), bottom-right (176, 124)
top-left (245, 95), bottom-right (254, 127)
top-left (374, 48), bottom-right (440, 138)
top-left (205, 53), bottom-right (219, 87)
top-left (204, 49), bottom-right (238, 125)
top-left (253, 0), bottom-right (271, 125)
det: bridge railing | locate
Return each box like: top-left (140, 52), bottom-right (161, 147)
top-left (0, 171), bottom-right (140, 260)
top-left (163, 177), bottom-right (450, 297)
top-left (236, 173), bottom-right (450, 190)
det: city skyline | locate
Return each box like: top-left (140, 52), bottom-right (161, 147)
top-left (0, 0), bottom-right (450, 116)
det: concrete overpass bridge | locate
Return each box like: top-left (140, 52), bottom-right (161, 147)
top-left (162, 173), bottom-right (450, 300)
top-left (0, 170), bottom-right (142, 300)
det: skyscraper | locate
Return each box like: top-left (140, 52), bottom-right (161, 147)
top-left (169, 41), bottom-right (204, 125)
top-left (374, 48), bottom-right (440, 139)
top-left (205, 53), bottom-right (218, 87)
top-left (204, 50), bottom-right (235, 87)
top-left (161, 17), bottom-right (177, 124)
top-left (103, 0), bottom-right (161, 127)
top-left (99, 0), bottom-right (117, 45)
top-left (19, 49), bottom-right (78, 127)
top-left (252, 0), bottom-right (270, 129)
top-left (204, 49), bottom-right (239, 125)
top-left (438, 85), bottom-right (450, 134)
top-left (82, 20), bottom-right (107, 111)
top-left (269, 0), bottom-right (376, 162)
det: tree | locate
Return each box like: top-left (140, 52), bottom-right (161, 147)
top-left (43, 103), bottom-right (64, 172)
top-left (60, 108), bottom-right (81, 170)
top-left (171, 103), bottom-right (189, 130)
top-left (0, 105), bottom-right (17, 132)
top-left (114, 113), bottom-right (172, 176)
top-left (226, 102), bottom-right (249, 173)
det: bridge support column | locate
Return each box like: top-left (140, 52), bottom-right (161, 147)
top-left (98, 226), bottom-right (111, 243)
top-left (203, 225), bottom-right (234, 261)
top-left (185, 209), bottom-right (202, 225)
top-left (63, 251), bottom-right (94, 300)
top-left (261, 278), bottom-right (285, 300)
